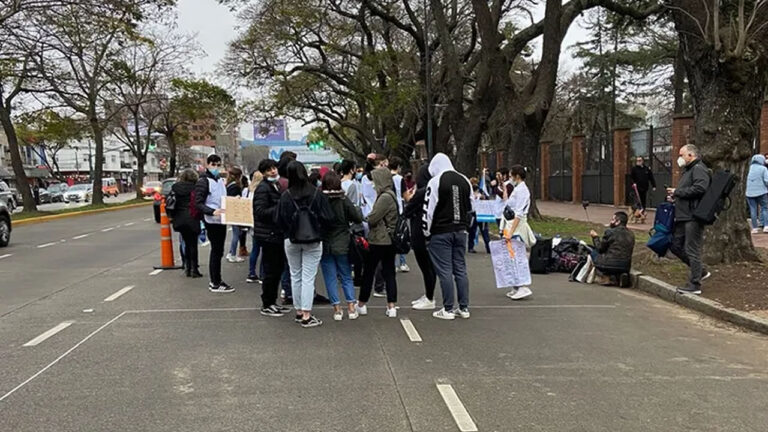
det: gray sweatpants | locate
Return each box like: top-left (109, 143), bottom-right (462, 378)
top-left (428, 231), bottom-right (470, 311)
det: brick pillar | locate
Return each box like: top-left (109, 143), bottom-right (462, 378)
top-left (572, 135), bottom-right (585, 204)
top-left (672, 114), bottom-right (695, 186)
top-left (496, 151), bottom-right (504, 170)
top-left (613, 128), bottom-right (631, 206)
top-left (540, 141), bottom-right (551, 201)
top-left (480, 152), bottom-right (488, 171)
top-left (761, 101), bottom-right (768, 155)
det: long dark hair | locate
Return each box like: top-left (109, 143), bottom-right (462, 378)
top-left (286, 161), bottom-right (314, 196)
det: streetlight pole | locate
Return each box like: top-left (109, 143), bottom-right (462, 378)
top-left (423, 0), bottom-right (433, 160)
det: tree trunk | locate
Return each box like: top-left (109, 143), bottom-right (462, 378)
top-left (168, 132), bottom-right (177, 177)
top-left (90, 119), bottom-right (105, 205)
top-left (672, 46), bottom-right (686, 114)
top-left (135, 155), bottom-right (145, 200)
top-left (506, 113), bottom-right (544, 220)
top-left (0, 104), bottom-right (36, 212)
top-left (681, 41), bottom-right (766, 263)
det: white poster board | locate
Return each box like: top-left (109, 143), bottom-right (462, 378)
top-left (221, 196), bottom-right (254, 227)
top-left (489, 239), bottom-right (532, 288)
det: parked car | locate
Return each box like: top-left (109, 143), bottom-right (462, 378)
top-left (102, 177), bottom-right (119, 197)
top-left (0, 180), bottom-right (16, 212)
top-left (37, 187), bottom-right (52, 204)
top-left (0, 198), bottom-right (11, 247)
top-left (153, 178), bottom-right (177, 223)
top-left (46, 183), bottom-right (68, 203)
top-left (141, 181), bottom-right (162, 197)
top-left (64, 183), bottom-right (93, 203)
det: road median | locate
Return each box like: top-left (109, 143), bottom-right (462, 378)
top-left (13, 201), bottom-right (152, 226)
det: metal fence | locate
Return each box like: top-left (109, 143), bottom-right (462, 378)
top-left (582, 132), bottom-right (614, 204)
top-left (548, 142), bottom-right (572, 201)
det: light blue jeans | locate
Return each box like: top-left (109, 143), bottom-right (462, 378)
top-left (228, 226), bottom-right (242, 256)
top-left (284, 240), bottom-right (323, 311)
top-left (747, 195), bottom-right (768, 229)
top-left (321, 254), bottom-right (356, 305)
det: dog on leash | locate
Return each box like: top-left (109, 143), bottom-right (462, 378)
top-left (629, 204), bottom-right (646, 224)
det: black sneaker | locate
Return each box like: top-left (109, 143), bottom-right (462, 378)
top-left (300, 315), bottom-right (323, 328)
top-left (209, 282), bottom-right (235, 293)
top-left (246, 275), bottom-right (259, 283)
top-left (701, 271), bottom-right (712, 282)
top-left (294, 314), bottom-right (303, 323)
top-left (260, 305), bottom-right (284, 317)
top-left (677, 286), bottom-right (702, 295)
top-left (283, 297), bottom-right (294, 306)
top-left (619, 273), bottom-right (632, 288)
top-left (274, 305), bottom-right (292, 314)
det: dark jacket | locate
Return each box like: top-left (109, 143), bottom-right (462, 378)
top-left (194, 170), bottom-right (222, 217)
top-left (367, 168), bottom-right (398, 245)
top-left (423, 153), bottom-right (472, 237)
top-left (322, 190), bottom-right (363, 255)
top-left (170, 181), bottom-right (200, 234)
top-left (630, 164), bottom-right (656, 191)
top-left (404, 165), bottom-right (431, 248)
top-left (674, 159), bottom-right (710, 222)
top-left (252, 179), bottom-right (284, 244)
top-left (276, 184), bottom-right (335, 241)
top-left (226, 182), bottom-right (242, 197)
top-left (592, 225), bottom-right (635, 273)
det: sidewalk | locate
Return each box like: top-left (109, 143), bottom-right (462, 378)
top-left (538, 200), bottom-right (768, 249)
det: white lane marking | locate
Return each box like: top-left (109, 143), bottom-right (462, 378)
top-left (0, 253), bottom-right (11, 260)
top-left (103, 285), bottom-right (135, 302)
top-left (436, 384), bottom-right (478, 432)
top-left (143, 218), bottom-right (152, 222)
top-left (72, 234), bottom-right (90, 240)
top-left (23, 322), bottom-right (74, 347)
top-left (1, 312), bottom-right (125, 403)
top-left (149, 269), bottom-right (163, 276)
top-left (37, 242), bottom-right (57, 249)
top-left (101, 227), bottom-right (115, 232)
top-left (124, 222), bottom-right (135, 227)
top-left (400, 319), bottom-right (422, 342)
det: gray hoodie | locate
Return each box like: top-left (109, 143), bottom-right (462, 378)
top-left (367, 167), bottom-right (398, 245)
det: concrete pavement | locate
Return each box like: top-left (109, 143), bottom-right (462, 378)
top-left (1, 207), bottom-right (768, 431)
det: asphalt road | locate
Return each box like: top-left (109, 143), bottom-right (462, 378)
top-left (1, 206), bottom-right (767, 431)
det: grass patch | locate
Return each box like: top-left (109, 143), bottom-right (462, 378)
top-left (13, 198), bottom-right (149, 221)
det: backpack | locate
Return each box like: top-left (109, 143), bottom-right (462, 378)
top-left (529, 237), bottom-right (552, 274)
top-left (382, 191), bottom-right (411, 254)
top-left (646, 202), bottom-right (675, 257)
top-left (189, 189), bottom-right (203, 221)
top-left (693, 170), bottom-right (736, 225)
top-left (289, 190), bottom-right (322, 244)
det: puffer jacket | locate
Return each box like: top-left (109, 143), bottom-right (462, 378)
top-left (746, 154), bottom-right (768, 198)
top-left (592, 225), bottom-right (635, 273)
top-left (673, 159), bottom-right (710, 222)
top-left (322, 190), bottom-right (363, 255)
top-left (367, 167), bottom-right (398, 245)
top-left (252, 179), bottom-right (283, 244)
top-left (170, 181), bottom-right (200, 234)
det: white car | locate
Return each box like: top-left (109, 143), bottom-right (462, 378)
top-left (64, 184), bottom-right (93, 203)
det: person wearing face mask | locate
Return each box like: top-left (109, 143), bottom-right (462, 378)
top-left (194, 154), bottom-right (233, 293)
top-left (501, 165), bottom-right (536, 300)
top-left (630, 156), bottom-right (656, 208)
top-left (589, 212), bottom-right (635, 286)
top-left (666, 144), bottom-right (712, 295)
top-left (251, 159), bottom-right (292, 317)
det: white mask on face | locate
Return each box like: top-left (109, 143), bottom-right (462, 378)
top-left (677, 156), bottom-right (686, 168)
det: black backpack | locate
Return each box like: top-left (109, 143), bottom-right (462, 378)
top-left (289, 190), bottom-right (322, 243)
top-left (693, 170), bottom-right (736, 225)
top-left (382, 191), bottom-right (411, 254)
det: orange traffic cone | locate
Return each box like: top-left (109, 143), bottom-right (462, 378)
top-left (154, 199), bottom-right (182, 270)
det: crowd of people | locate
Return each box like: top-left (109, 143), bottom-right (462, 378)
top-left (166, 151), bottom-right (538, 329)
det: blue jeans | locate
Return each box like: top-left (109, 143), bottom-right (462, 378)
top-left (284, 240), bottom-right (323, 311)
top-left (320, 254), bottom-right (356, 305)
top-left (249, 236), bottom-right (264, 278)
top-left (398, 254), bottom-right (407, 266)
top-left (228, 226), bottom-right (242, 256)
top-left (428, 231), bottom-right (470, 311)
top-left (747, 195), bottom-right (768, 229)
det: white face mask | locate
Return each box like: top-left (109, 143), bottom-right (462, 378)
top-left (677, 156), bottom-right (687, 168)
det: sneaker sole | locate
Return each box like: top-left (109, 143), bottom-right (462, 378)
top-left (433, 314), bottom-right (455, 320)
top-left (509, 292), bottom-right (532, 300)
top-left (413, 304), bottom-right (436, 311)
top-left (261, 312), bottom-right (284, 317)
top-left (301, 321), bottom-right (323, 328)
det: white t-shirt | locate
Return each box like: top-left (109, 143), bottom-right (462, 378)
top-left (392, 173), bottom-right (403, 214)
top-left (506, 181), bottom-right (530, 218)
top-left (361, 175), bottom-right (376, 218)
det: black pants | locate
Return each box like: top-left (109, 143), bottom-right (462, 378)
top-left (261, 242), bottom-right (286, 308)
top-left (637, 188), bottom-right (648, 208)
top-left (669, 220), bottom-right (705, 289)
top-left (413, 244), bottom-right (436, 301)
top-left (360, 244), bottom-right (397, 303)
top-left (205, 223), bottom-right (227, 285)
top-left (179, 228), bottom-right (199, 273)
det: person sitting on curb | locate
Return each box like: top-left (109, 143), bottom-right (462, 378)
top-left (589, 211), bottom-right (635, 287)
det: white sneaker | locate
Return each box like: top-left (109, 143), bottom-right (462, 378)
top-left (356, 304), bottom-right (368, 316)
top-left (226, 254), bottom-right (238, 263)
top-left (385, 307), bottom-right (397, 318)
top-left (453, 308), bottom-right (470, 319)
top-left (509, 286), bottom-right (532, 300)
top-left (373, 291), bottom-right (386, 298)
top-left (348, 309), bottom-right (359, 320)
top-left (505, 288), bottom-right (518, 299)
top-left (432, 308), bottom-right (456, 320)
top-left (234, 256), bottom-right (245, 263)
top-left (411, 295), bottom-right (427, 305)
top-left (400, 264), bottom-right (410, 272)
top-left (333, 311), bottom-right (343, 321)
top-left (752, 228), bottom-right (760, 234)
top-left (413, 298), bottom-right (436, 310)
top-left (764, 227), bottom-right (768, 234)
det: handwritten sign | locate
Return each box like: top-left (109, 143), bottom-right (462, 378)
top-left (473, 199), bottom-right (504, 222)
top-left (221, 196), bottom-right (254, 227)
top-left (489, 239), bottom-right (532, 288)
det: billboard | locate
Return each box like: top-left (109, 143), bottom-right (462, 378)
top-left (253, 119), bottom-right (287, 142)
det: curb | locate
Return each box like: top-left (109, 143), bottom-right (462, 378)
top-left (13, 201), bottom-right (153, 226)
top-left (630, 270), bottom-right (768, 335)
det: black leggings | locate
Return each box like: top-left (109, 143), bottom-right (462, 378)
top-left (413, 245), bottom-right (436, 301)
top-left (360, 245), bottom-right (397, 303)
top-left (179, 228), bottom-right (199, 272)
top-left (205, 223), bottom-right (227, 285)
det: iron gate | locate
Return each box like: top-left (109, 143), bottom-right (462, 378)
top-left (582, 132), bottom-right (614, 204)
top-left (548, 142), bottom-right (572, 201)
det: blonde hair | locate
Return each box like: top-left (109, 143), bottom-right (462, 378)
top-left (249, 170), bottom-right (263, 193)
